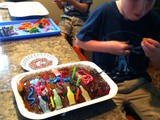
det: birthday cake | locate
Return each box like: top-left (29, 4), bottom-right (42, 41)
top-left (17, 63), bottom-right (111, 114)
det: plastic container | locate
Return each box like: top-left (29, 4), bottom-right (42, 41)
top-left (0, 18), bottom-right (61, 41)
top-left (11, 61), bottom-right (118, 119)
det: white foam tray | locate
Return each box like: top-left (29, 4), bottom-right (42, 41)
top-left (11, 61), bottom-right (118, 119)
top-left (8, 2), bottom-right (49, 17)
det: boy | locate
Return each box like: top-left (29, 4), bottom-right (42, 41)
top-left (52, 0), bottom-right (93, 45)
top-left (76, 0), bottom-right (160, 120)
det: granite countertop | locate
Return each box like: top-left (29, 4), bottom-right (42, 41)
top-left (0, 1), bottom-right (127, 120)
top-left (0, 36), bottom-right (80, 92)
top-left (0, 3), bottom-right (80, 92)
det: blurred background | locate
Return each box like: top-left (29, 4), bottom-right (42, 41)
top-left (33, 0), bottom-right (110, 22)
top-left (6, 0), bottom-right (160, 22)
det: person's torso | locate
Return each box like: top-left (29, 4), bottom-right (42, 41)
top-left (91, 2), bottom-right (160, 82)
top-left (62, 0), bottom-right (92, 21)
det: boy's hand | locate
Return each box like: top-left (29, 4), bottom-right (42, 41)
top-left (59, 0), bottom-right (73, 3)
top-left (52, 0), bottom-right (64, 9)
top-left (106, 41), bottom-right (133, 55)
top-left (52, 0), bottom-right (60, 3)
top-left (141, 38), bottom-right (160, 58)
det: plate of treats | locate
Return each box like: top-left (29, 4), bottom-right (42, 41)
top-left (11, 61), bottom-right (118, 119)
top-left (21, 53), bottom-right (59, 71)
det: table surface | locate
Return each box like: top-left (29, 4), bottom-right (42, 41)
top-left (0, 1), bottom-right (127, 120)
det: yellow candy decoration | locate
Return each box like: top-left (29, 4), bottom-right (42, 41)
top-left (80, 85), bottom-right (91, 101)
top-left (67, 86), bottom-right (76, 105)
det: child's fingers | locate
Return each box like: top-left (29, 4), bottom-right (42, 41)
top-left (52, 0), bottom-right (58, 3)
top-left (142, 40), bottom-right (160, 56)
top-left (141, 42), bottom-right (151, 56)
top-left (143, 41), bottom-right (155, 50)
top-left (143, 40), bottom-right (160, 54)
top-left (141, 42), bottom-right (150, 51)
top-left (124, 50), bottom-right (131, 55)
top-left (122, 45), bottom-right (132, 55)
top-left (143, 38), bottom-right (160, 48)
top-left (59, 0), bottom-right (65, 2)
top-left (124, 44), bottom-right (133, 50)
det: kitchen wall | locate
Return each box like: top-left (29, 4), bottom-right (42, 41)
top-left (34, 0), bottom-right (111, 21)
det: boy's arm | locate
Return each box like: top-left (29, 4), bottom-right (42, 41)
top-left (76, 38), bottom-right (132, 56)
top-left (60, 0), bottom-right (90, 13)
top-left (141, 38), bottom-right (160, 70)
top-left (52, 0), bottom-right (64, 9)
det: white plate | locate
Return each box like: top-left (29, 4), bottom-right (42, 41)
top-left (8, 2), bottom-right (49, 17)
top-left (0, 2), bottom-right (14, 9)
top-left (21, 53), bottom-right (58, 71)
top-left (12, 61), bottom-right (118, 119)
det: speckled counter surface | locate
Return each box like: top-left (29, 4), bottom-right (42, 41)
top-left (0, 1), bottom-right (80, 91)
top-left (0, 2), bottom-right (127, 120)
top-left (0, 36), bottom-right (80, 91)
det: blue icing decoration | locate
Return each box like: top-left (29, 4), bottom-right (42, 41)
top-left (30, 78), bottom-right (39, 86)
top-left (27, 87), bottom-right (36, 106)
top-left (63, 77), bottom-right (71, 82)
top-left (48, 76), bottom-right (60, 83)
